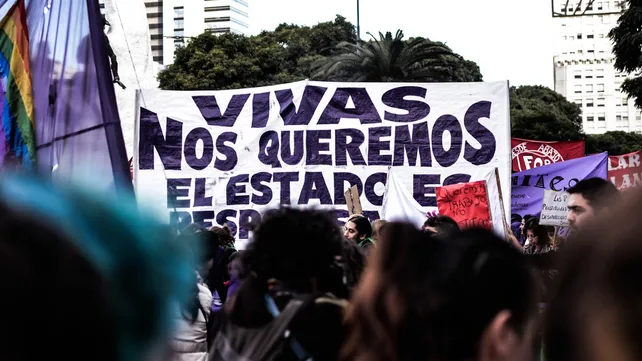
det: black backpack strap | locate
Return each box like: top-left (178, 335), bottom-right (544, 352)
top-left (264, 294), bottom-right (313, 361)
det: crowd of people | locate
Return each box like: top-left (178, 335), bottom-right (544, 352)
top-left (0, 173), bottom-right (636, 361)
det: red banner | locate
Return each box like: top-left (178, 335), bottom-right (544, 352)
top-left (511, 138), bottom-right (585, 172)
top-left (436, 180), bottom-right (491, 230)
top-left (609, 150), bottom-right (642, 190)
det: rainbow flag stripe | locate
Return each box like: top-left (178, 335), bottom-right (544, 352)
top-left (0, 0), bottom-right (35, 167)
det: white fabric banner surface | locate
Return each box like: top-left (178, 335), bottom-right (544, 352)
top-left (382, 167), bottom-right (508, 240)
top-left (134, 80), bottom-right (511, 247)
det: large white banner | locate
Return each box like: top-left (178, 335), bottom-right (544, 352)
top-left (134, 80), bottom-right (511, 247)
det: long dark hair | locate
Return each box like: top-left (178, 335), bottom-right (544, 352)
top-left (524, 218), bottom-right (552, 247)
top-left (178, 227), bottom-right (220, 323)
top-left (342, 224), bottom-right (539, 361)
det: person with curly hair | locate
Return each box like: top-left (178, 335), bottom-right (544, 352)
top-left (208, 207), bottom-right (348, 361)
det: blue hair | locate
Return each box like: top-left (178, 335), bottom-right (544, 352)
top-left (0, 174), bottom-right (194, 361)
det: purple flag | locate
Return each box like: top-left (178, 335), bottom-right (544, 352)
top-left (511, 152), bottom-right (608, 218)
top-left (0, 0), bottom-right (131, 195)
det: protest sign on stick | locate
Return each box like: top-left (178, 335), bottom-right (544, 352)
top-left (436, 180), bottom-right (492, 230)
top-left (345, 185), bottom-right (362, 216)
top-left (539, 190), bottom-right (570, 227)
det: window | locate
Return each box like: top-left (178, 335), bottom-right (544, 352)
top-left (598, 114), bottom-right (606, 121)
top-left (174, 19), bottom-right (184, 28)
top-left (574, 70), bottom-right (582, 79)
top-left (617, 115), bottom-right (622, 121)
top-left (175, 30), bottom-right (185, 37)
top-left (586, 84), bottom-right (594, 93)
top-left (597, 84), bottom-right (605, 92)
top-left (578, 50), bottom-right (584, 54)
top-left (574, 85), bottom-right (582, 94)
top-left (587, 116), bottom-right (595, 121)
top-left (562, 35), bottom-right (568, 40)
top-left (624, 115), bottom-right (629, 121)
top-left (587, 101), bottom-right (594, 107)
top-left (588, 34), bottom-right (594, 39)
top-left (597, 2), bottom-right (603, 10)
top-left (174, 6), bottom-right (184, 18)
top-left (570, 35), bottom-right (575, 40)
top-left (577, 33), bottom-right (583, 39)
top-left (588, 49), bottom-right (595, 54)
top-left (597, 97), bottom-right (605, 107)
top-left (623, 98), bottom-right (629, 106)
top-left (597, 69), bottom-right (604, 78)
top-left (586, 69), bottom-right (593, 78)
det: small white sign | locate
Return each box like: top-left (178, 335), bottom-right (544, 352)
top-left (540, 190), bottom-right (570, 227)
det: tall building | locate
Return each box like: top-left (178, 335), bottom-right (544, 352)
top-left (146, 1), bottom-right (164, 64)
top-left (99, 1), bottom-right (164, 64)
top-left (552, 0), bottom-right (640, 134)
top-left (162, 0), bottom-right (250, 64)
top-left (100, 0), bottom-right (249, 66)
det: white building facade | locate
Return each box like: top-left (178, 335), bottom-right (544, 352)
top-left (100, 0), bottom-right (250, 66)
top-left (162, 0), bottom-right (250, 64)
top-left (552, 0), bottom-right (641, 134)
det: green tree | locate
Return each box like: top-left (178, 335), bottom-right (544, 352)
top-left (158, 15), bottom-right (356, 90)
top-left (609, 1), bottom-right (642, 108)
top-left (311, 30), bottom-right (482, 82)
top-left (510, 85), bottom-right (585, 141)
top-left (586, 131), bottom-right (642, 155)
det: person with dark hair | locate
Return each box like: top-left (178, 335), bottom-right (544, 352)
top-left (208, 225), bottom-right (237, 304)
top-left (567, 177), bottom-right (619, 232)
top-left (519, 215), bottom-right (535, 245)
top-left (0, 175), bottom-right (194, 361)
top-left (422, 215), bottom-right (460, 236)
top-left (208, 207), bottom-right (348, 361)
top-left (344, 214), bottom-right (374, 253)
top-left (171, 228), bottom-right (220, 361)
top-left (225, 251), bottom-right (249, 301)
top-left (522, 219), bottom-right (555, 255)
top-left (340, 238), bottom-right (366, 297)
top-left (342, 224), bottom-right (540, 361)
top-left (544, 187), bottom-right (642, 361)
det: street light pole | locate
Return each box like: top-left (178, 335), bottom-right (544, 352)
top-left (356, 0), bottom-right (361, 40)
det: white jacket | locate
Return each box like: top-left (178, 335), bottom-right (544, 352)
top-left (170, 283), bottom-right (213, 361)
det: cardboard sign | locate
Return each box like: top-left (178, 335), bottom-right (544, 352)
top-left (345, 185), bottom-right (362, 216)
top-left (539, 190), bottom-right (570, 227)
top-left (436, 180), bottom-right (492, 230)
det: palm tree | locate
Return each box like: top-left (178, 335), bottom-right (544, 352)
top-left (311, 30), bottom-right (471, 82)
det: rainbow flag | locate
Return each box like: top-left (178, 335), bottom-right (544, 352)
top-left (0, 0), bottom-right (35, 167)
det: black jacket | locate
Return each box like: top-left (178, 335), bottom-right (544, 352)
top-left (208, 277), bottom-right (347, 361)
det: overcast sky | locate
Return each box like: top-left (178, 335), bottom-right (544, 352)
top-left (249, 0), bottom-right (555, 88)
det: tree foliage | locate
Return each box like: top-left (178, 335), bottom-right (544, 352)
top-left (510, 85), bottom-right (585, 141)
top-left (609, 0), bottom-right (642, 108)
top-left (158, 15), bottom-right (356, 90)
top-left (586, 131), bottom-right (642, 155)
top-left (311, 30), bottom-right (482, 82)
top-left (158, 17), bottom-right (482, 90)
